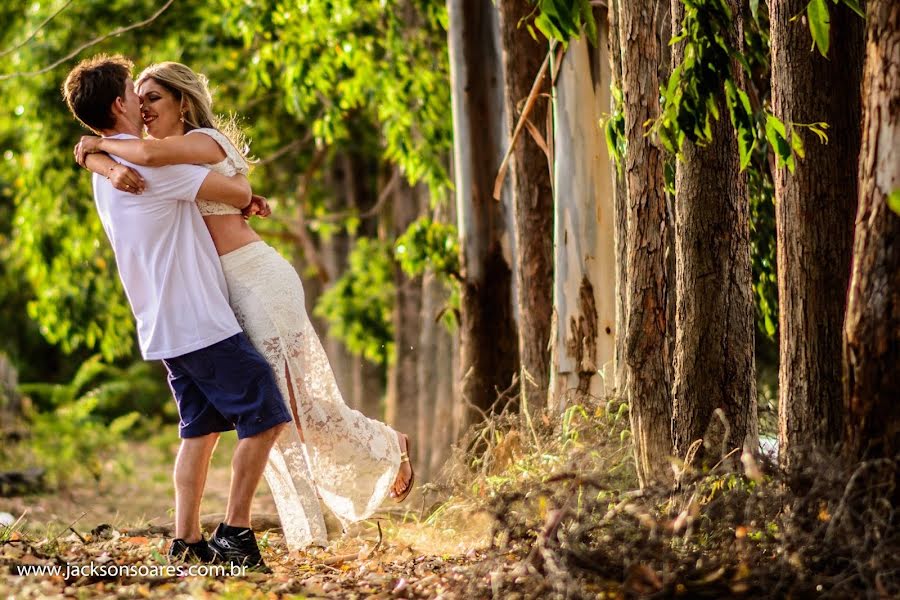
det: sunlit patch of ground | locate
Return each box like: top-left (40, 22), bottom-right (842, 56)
top-left (1, 433), bottom-right (496, 599)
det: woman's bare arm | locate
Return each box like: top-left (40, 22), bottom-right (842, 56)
top-left (197, 172), bottom-right (252, 209)
top-left (82, 153), bottom-right (146, 193)
top-left (76, 133), bottom-right (226, 168)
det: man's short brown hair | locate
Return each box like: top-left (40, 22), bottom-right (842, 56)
top-left (62, 54), bottom-right (134, 133)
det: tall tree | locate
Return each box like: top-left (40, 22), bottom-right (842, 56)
top-left (447, 0), bottom-right (519, 429)
top-left (618, 0), bottom-right (674, 486)
top-left (843, 0), bottom-right (900, 468)
top-left (548, 31), bottom-right (617, 411)
top-left (496, 0), bottom-right (555, 417)
top-left (671, 0), bottom-right (757, 464)
top-left (608, 0), bottom-right (629, 398)
top-left (386, 177), bottom-right (422, 449)
top-left (771, 1), bottom-right (865, 469)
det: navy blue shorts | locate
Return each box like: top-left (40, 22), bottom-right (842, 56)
top-left (163, 333), bottom-right (291, 439)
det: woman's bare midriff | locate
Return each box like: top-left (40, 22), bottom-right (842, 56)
top-left (203, 214), bottom-right (262, 256)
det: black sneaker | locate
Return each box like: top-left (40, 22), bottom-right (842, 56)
top-left (168, 537), bottom-right (214, 563)
top-left (208, 523), bottom-right (270, 572)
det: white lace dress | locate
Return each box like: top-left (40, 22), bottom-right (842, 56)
top-left (186, 128), bottom-right (402, 549)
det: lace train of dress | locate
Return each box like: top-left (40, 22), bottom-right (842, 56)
top-left (188, 127), bottom-right (400, 548)
top-left (220, 241), bottom-right (402, 550)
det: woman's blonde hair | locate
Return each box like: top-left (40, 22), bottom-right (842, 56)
top-left (135, 61), bottom-right (249, 157)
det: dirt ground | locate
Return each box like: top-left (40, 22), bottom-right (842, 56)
top-left (0, 435), bottom-right (495, 599)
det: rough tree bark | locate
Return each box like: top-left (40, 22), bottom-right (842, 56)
top-left (548, 27), bottom-right (616, 413)
top-left (618, 0), bottom-right (674, 486)
top-left (609, 0), bottom-right (629, 399)
top-left (496, 0), bottom-right (554, 418)
top-left (671, 0), bottom-right (757, 465)
top-left (843, 0), bottom-right (900, 468)
top-left (770, 0), bottom-right (865, 470)
top-left (447, 0), bottom-right (519, 431)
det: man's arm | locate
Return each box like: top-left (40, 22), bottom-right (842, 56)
top-left (196, 172), bottom-right (252, 209)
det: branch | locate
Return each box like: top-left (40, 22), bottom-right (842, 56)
top-left (254, 112), bottom-right (323, 166)
top-left (308, 167), bottom-right (400, 225)
top-left (256, 135), bottom-right (309, 167)
top-left (493, 40), bottom-right (558, 201)
top-left (0, 0), bottom-right (175, 81)
top-left (0, 0), bottom-right (75, 59)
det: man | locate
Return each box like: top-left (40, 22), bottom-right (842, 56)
top-left (62, 54), bottom-right (288, 571)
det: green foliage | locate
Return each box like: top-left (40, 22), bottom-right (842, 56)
top-left (658, 0), bottom-right (826, 176)
top-left (724, 79), bottom-right (755, 170)
top-left (28, 395), bottom-right (139, 486)
top-left (0, 0), bottom-right (243, 362)
top-left (749, 166), bottom-right (778, 338)
top-left (526, 0), bottom-right (597, 45)
top-left (1, 1), bottom-right (455, 381)
top-left (744, 5), bottom-right (779, 338)
top-left (9, 356), bottom-right (148, 487)
top-left (394, 216), bottom-right (460, 281)
top-left (888, 189), bottom-right (900, 216)
top-left (807, 0), bottom-right (832, 55)
top-left (656, 0), bottom-right (740, 156)
top-left (805, 0), bottom-right (865, 57)
top-left (603, 85), bottom-right (626, 173)
top-left (216, 0), bottom-right (453, 195)
top-left (395, 216), bottom-right (461, 330)
top-left (18, 354), bottom-right (170, 423)
top-left (314, 237), bottom-right (395, 366)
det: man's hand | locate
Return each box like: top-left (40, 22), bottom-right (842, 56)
top-left (108, 164), bottom-right (145, 194)
top-left (73, 136), bottom-right (103, 167)
top-left (242, 194), bottom-right (272, 220)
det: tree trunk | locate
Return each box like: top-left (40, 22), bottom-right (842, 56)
top-left (429, 195), bottom-right (459, 470)
top-left (770, 0), bottom-right (865, 470)
top-left (608, 0), bottom-right (629, 400)
top-left (350, 153), bottom-right (387, 417)
top-left (619, 0), bottom-right (674, 487)
top-left (353, 354), bottom-right (384, 419)
top-left (430, 306), bottom-right (457, 475)
top-left (495, 0), bottom-right (555, 419)
top-left (548, 30), bottom-right (616, 413)
top-left (671, 0), bottom-right (757, 466)
top-left (843, 0), bottom-right (900, 467)
top-left (386, 178), bottom-right (422, 450)
top-left (447, 0), bottom-right (519, 430)
top-left (320, 153), bottom-right (358, 408)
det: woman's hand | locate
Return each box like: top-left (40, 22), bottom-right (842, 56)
top-left (242, 194), bottom-right (271, 220)
top-left (107, 164), bottom-right (145, 194)
top-left (73, 136), bottom-right (103, 167)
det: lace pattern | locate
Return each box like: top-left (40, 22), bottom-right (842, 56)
top-left (186, 128), bottom-right (248, 216)
top-left (219, 241), bottom-right (402, 549)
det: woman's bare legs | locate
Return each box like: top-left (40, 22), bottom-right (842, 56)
top-left (284, 362), bottom-right (304, 442)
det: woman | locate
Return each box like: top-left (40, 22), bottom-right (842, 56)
top-left (76, 62), bottom-right (414, 550)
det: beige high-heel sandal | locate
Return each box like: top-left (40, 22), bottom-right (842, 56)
top-left (393, 436), bottom-right (415, 503)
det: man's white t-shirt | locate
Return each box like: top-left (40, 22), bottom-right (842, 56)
top-left (92, 134), bottom-right (241, 360)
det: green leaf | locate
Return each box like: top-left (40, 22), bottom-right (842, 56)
top-left (766, 114), bottom-right (793, 171)
top-left (750, 0), bottom-right (760, 22)
top-left (790, 127), bottom-right (806, 160)
top-left (888, 189), bottom-right (900, 216)
top-left (808, 0), bottom-right (831, 57)
top-left (841, 0), bottom-right (865, 18)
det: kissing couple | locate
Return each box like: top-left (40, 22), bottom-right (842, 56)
top-left (62, 54), bottom-right (414, 571)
